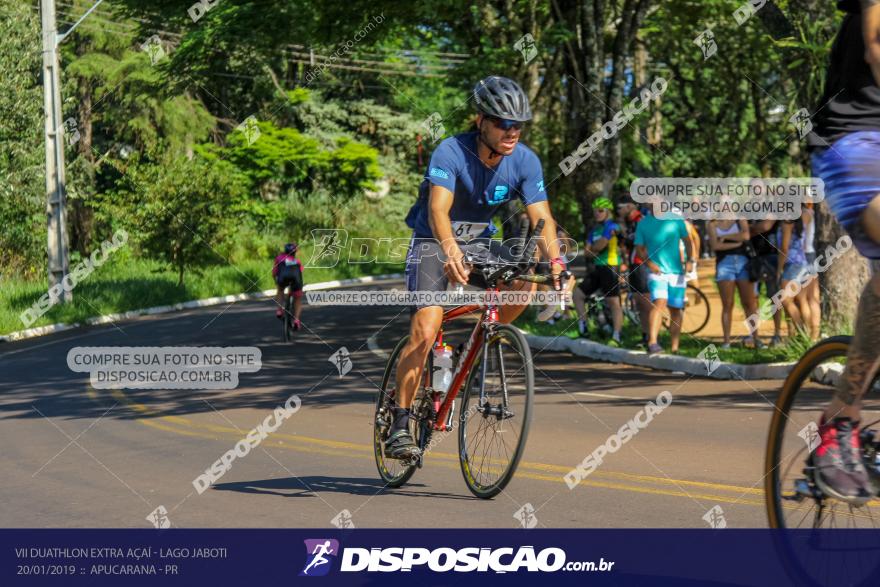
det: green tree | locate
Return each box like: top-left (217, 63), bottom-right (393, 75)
top-left (60, 2), bottom-right (215, 253)
top-left (114, 155), bottom-right (245, 285)
top-left (0, 3), bottom-right (44, 277)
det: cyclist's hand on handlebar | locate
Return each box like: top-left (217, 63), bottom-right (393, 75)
top-left (444, 245), bottom-right (471, 285)
top-left (550, 259), bottom-right (565, 290)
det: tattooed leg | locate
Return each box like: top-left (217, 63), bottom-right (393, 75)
top-left (826, 273), bottom-right (880, 420)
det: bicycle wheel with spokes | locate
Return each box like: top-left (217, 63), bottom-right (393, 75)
top-left (661, 283), bottom-right (710, 335)
top-left (373, 335), bottom-right (421, 488)
top-left (458, 324), bottom-right (534, 499)
top-left (765, 336), bottom-right (880, 586)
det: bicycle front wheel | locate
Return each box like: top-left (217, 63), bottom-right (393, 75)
top-left (458, 324), bottom-right (534, 499)
top-left (765, 336), bottom-right (880, 586)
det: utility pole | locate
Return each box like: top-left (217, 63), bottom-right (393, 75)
top-left (40, 0), bottom-right (104, 302)
top-left (41, 0), bottom-right (71, 301)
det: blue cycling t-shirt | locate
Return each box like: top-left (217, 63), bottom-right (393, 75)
top-left (405, 132), bottom-right (548, 239)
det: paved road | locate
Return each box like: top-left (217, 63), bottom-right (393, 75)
top-left (0, 282), bottom-right (783, 529)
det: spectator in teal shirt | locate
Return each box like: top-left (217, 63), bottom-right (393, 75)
top-left (634, 208), bottom-right (695, 354)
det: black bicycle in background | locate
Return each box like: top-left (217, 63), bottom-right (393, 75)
top-left (583, 270), bottom-right (711, 337)
top-left (281, 286), bottom-right (298, 342)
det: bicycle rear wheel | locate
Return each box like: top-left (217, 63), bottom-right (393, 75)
top-left (661, 283), bottom-right (710, 335)
top-left (373, 335), bottom-right (421, 487)
top-left (765, 336), bottom-right (880, 586)
top-left (458, 324), bottom-right (534, 499)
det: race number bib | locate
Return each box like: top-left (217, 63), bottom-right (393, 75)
top-left (451, 221), bottom-right (489, 243)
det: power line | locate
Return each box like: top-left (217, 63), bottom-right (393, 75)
top-left (55, 0), bottom-right (469, 63)
top-left (47, 2), bottom-right (463, 82)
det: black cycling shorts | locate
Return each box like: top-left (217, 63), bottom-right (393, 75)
top-left (627, 262), bottom-right (649, 295)
top-left (578, 265), bottom-right (621, 297)
top-left (404, 236), bottom-right (520, 309)
top-left (276, 273), bottom-right (303, 291)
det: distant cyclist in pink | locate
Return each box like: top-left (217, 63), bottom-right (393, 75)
top-left (273, 242), bottom-right (304, 329)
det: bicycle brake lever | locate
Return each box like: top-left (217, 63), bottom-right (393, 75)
top-left (558, 270), bottom-right (572, 311)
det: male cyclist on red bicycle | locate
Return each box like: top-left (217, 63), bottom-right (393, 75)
top-left (387, 76), bottom-right (566, 459)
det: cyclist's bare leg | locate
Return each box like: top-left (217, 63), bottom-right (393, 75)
top-left (823, 273), bottom-right (880, 421)
top-left (606, 295), bottom-right (623, 334)
top-left (293, 296), bottom-right (302, 320)
top-left (274, 285), bottom-right (284, 310)
top-left (498, 279), bottom-right (537, 323)
top-left (648, 298), bottom-right (667, 346)
top-left (395, 306), bottom-right (443, 409)
top-left (824, 196), bottom-right (880, 421)
top-left (865, 194), bottom-right (880, 244)
top-left (668, 307), bottom-right (683, 352)
top-left (806, 277), bottom-right (821, 340)
top-left (573, 286), bottom-right (588, 319)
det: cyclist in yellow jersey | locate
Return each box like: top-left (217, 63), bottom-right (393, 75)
top-left (574, 197), bottom-right (624, 345)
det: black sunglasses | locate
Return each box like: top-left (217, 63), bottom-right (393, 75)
top-left (486, 116), bottom-right (524, 131)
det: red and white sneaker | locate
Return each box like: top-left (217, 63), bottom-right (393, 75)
top-left (812, 417), bottom-right (873, 504)
top-left (292, 318), bottom-right (301, 331)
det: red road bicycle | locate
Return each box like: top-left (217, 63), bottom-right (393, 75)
top-left (373, 220), bottom-right (567, 498)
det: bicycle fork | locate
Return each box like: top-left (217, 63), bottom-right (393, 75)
top-left (477, 325), bottom-right (514, 420)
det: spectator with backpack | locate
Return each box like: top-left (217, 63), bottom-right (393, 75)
top-left (273, 242), bottom-right (304, 329)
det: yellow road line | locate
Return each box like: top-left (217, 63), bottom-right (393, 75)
top-left (94, 386), bottom-right (766, 503)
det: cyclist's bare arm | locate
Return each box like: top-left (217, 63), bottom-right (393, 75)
top-left (428, 184), bottom-right (470, 284)
top-left (587, 237), bottom-right (609, 256)
top-left (523, 200), bottom-right (564, 279)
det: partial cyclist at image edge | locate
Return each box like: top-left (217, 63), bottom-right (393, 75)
top-left (390, 75), bottom-right (565, 460)
top-left (273, 242), bottom-right (304, 330)
top-left (804, 0), bottom-right (880, 502)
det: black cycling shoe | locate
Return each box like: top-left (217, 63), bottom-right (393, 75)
top-left (384, 430), bottom-right (421, 460)
top-left (813, 417), bottom-right (873, 504)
